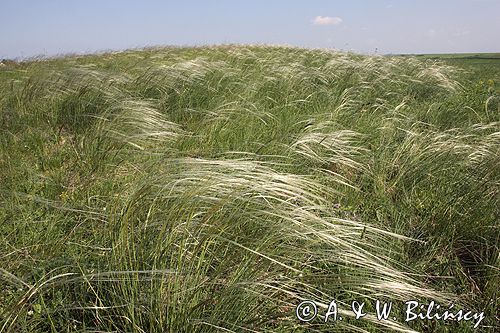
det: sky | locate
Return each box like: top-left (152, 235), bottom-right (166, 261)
top-left (1, 0), bottom-right (499, 59)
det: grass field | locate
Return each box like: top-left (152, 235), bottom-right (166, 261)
top-left (0, 45), bottom-right (499, 332)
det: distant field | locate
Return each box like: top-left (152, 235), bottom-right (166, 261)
top-left (1, 46), bottom-right (498, 332)
top-left (400, 53), bottom-right (500, 91)
top-left (413, 53), bottom-right (500, 59)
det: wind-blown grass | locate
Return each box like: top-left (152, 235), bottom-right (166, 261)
top-left (0, 45), bottom-right (498, 332)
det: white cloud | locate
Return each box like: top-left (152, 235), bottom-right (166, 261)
top-left (312, 16), bottom-right (343, 26)
top-left (452, 29), bottom-right (471, 37)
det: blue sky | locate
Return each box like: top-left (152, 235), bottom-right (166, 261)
top-left (1, 0), bottom-right (499, 59)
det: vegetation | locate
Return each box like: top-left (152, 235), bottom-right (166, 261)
top-left (0, 46), bottom-right (498, 332)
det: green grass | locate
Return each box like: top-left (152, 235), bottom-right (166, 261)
top-left (0, 46), bottom-right (499, 332)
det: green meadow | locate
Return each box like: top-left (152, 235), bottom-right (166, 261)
top-left (0, 46), bottom-right (498, 332)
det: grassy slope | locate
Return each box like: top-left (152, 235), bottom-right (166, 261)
top-left (0, 46), bottom-right (499, 332)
